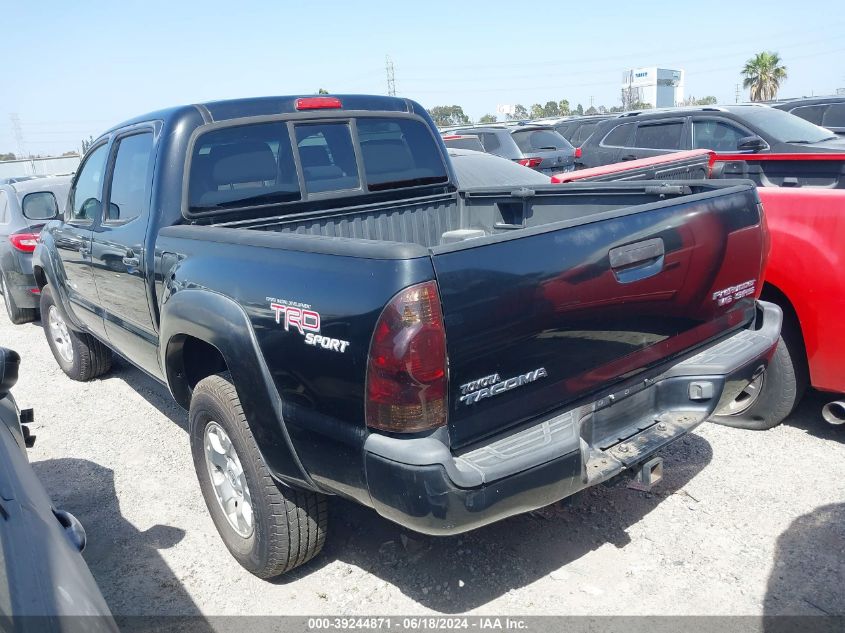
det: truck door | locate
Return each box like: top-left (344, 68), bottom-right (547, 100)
top-left (90, 127), bottom-right (160, 376)
top-left (54, 143), bottom-right (109, 337)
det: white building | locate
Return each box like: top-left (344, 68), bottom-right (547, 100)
top-left (622, 67), bottom-right (685, 108)
top-left (0, 155), bottom-right (81, 180)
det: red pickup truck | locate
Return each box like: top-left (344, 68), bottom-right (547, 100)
top-left (555, 150), bottom-right (845, 430)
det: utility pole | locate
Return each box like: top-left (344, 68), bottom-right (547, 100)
top-left (385, 55), bottom-right (396, 97)
top-left (735, 83), bottom-right (740, 104)
top-left (9, 113), bottom-right (26, 159)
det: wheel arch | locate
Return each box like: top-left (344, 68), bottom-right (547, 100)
top-left (160, 288), bottom-right (318, 491)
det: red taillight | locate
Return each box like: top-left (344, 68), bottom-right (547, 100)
top-left (516, 157), bottom-right (543, 168)
top-left (574, 147), bottom-right (582, 159)
top-left (295, 97), bottom-right (342, 110)
top-left (9, 233), bottom-right (39, 253)
top-left (366, 281), bottom-right (448, 433)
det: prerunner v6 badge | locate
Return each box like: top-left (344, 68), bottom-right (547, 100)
top-left (267, 297), bottom-right (350, 353)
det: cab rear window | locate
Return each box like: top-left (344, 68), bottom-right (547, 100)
top-left (357, 118), bottom-right (449, 191)
top-left (188, 117), bottom-right (448, 215)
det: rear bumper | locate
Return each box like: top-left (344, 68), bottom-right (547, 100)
top-left (2, 253), bottom-right (39, 308)
top-left (363, 301), bottom-right (782, 535)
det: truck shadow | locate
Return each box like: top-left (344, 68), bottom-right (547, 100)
top-left (31, 457), bottom-right (208, 624)
top-left (763, 502), bottom-right (845, 625)
top-left (294, 434), bottom-right (714, 613)
top-left (783, 389), bottom-right (845, 444)
top-left (107, 355), bottom-right (189, 431)
top-left (101, 358), bottom-right (714, 613)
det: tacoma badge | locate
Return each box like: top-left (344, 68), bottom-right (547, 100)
top-left (459, 367), bottom-right (548, 405)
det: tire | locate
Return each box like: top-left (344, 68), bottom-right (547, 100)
top-left (189, 372), bottom-right (327, 578)
top-left (40, 285), bottom-right (112, 381)
top-left (710, 335), bottom-right (806, 430)
top-left (1, 274), bottom-right (37, 324)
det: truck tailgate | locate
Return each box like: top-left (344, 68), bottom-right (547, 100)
top-left (432, 183), bottom-right (765, 446)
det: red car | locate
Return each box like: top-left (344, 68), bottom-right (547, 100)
top-left (553, 150), bottom-right (845, 429)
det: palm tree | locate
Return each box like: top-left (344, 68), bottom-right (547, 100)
top-left (742, 52), bottom-right (788, 101)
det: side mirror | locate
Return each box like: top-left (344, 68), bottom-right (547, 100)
top-left (737, 135), bottom-right (767, 152)
top-left (22, 192), bottom-right (59, 221)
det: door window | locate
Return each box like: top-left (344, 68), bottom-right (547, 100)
top-left (106, 132), bottom-right (154, 223)
top-left (790, 105), bottom-right (825, 125)
top-left (68, 144), bottom-right (108, 222)
top-left (602, 123), bottom-right (635, 147)
top-left (691, 120), bottom-right (747, 151)
top-left (634, 122), bottom-right (684, 149)
top-left (823, 104), bottom-right (845, 128)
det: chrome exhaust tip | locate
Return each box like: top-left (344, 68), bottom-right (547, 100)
top-left (821, 401), bottom-right (845, 426)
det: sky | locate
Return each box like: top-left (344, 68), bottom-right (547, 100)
top-left (2, 0), bottom-right (844, 156)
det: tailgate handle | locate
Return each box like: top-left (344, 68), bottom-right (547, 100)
top-left (609, 238), bottom-right (665, 269)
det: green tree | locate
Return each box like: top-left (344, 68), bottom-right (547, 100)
top-left (317, 88), bottom-right (329, 95)
top-left (683, 95), bottom-right (718, 106)
top-left (478, 113), bottom-right (497, 124)
top-left (585, 106), bottom-right (598, 115)
top-left (529, 103), bottom-right (545, 119)
top-left (428, 105), bottom-right (470, 128)
top-left (510, 104), bottom-right (529, 120)
top-left (742, 51), bottom-right (787, 101)
top-left (81, 135), bottom-right (94, 153)
top-left (630, 101), bottom-right (653, 110)
top-left (542, 101), bottom-right (560, 117)
top-left (574, 103), bottom-right (584, 116)
top-left (0, 152), bottom-right (16, 161)
top-left (558, 99), bottom-right (570, 115)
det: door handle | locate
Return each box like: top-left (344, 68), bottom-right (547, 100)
top-left (621, 154), bottom-right (638, 161)
top-left (609, 238), bottom-right (665, 283)
top-left (610, 238), bottom-right (665, 269)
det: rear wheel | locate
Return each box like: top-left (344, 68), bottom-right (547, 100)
top-left (711, 335), bottom-right (806, 430)
top-left (40, 285), bottom-right (111, 381)
top-left (1, 274), bottom-right (37, 324)
top-left (189, 372), bottom-right (328, 578)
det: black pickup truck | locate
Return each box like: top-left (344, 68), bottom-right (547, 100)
top-left (33, 94), bottom-right (781, 578)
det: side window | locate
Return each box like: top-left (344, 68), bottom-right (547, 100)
top-left (106, 132), bottom-right (154, 223)
top-left (822, 104), bottom-right (845, 128)
top-left (481, 133), bottom-right (501, 152)
top-left (791, 105), bottom-right (825, 126)
top-left (294, 123), bottom-right (360, 194)
top-left (602, 123), bottom-right (635, 147)
top-left (635, 122), bottom-right (684, 150)
top-left (572, 123), bottom-right (598, 145)
top-left (0, 191), bottom-right (8, 224)
top-left (691, 120), bottom-right (747, 151)
top-left (68, 144), bottom-right (108, 222)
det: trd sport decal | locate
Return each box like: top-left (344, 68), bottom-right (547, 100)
top-left (267, 297), bottom-right (350, 353)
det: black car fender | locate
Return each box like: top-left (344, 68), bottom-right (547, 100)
top-left (32, 236), bottom-right (85, 331)
top-left (158, 287), bottom-right (318, 491)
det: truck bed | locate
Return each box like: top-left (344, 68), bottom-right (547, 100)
top-left (216, 181), bottom-right (741, 251)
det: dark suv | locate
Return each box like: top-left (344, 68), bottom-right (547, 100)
top-left (445, 124), bottom-right (575, 174)
top-left (534, 115), bottom-right (617, 147)
top-left (771, 96), bottom-right (845, 136)
top-left (578, 105), bottom-right (845, 168)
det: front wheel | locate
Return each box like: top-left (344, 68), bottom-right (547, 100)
top-left (40, 285), bottom-right (111, 381)
top-left (710, 336), bottom-right (804, 430)
top-left (189, 372), bottom-right (327, 578)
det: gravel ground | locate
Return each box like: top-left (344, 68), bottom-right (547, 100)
top-left (3, 311), bottom-right (844, 618)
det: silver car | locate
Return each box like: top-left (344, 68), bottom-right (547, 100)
top-left (443, 124), bottom-right (576, 175)
top-left (0, 176), bottom-right (71, 323)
